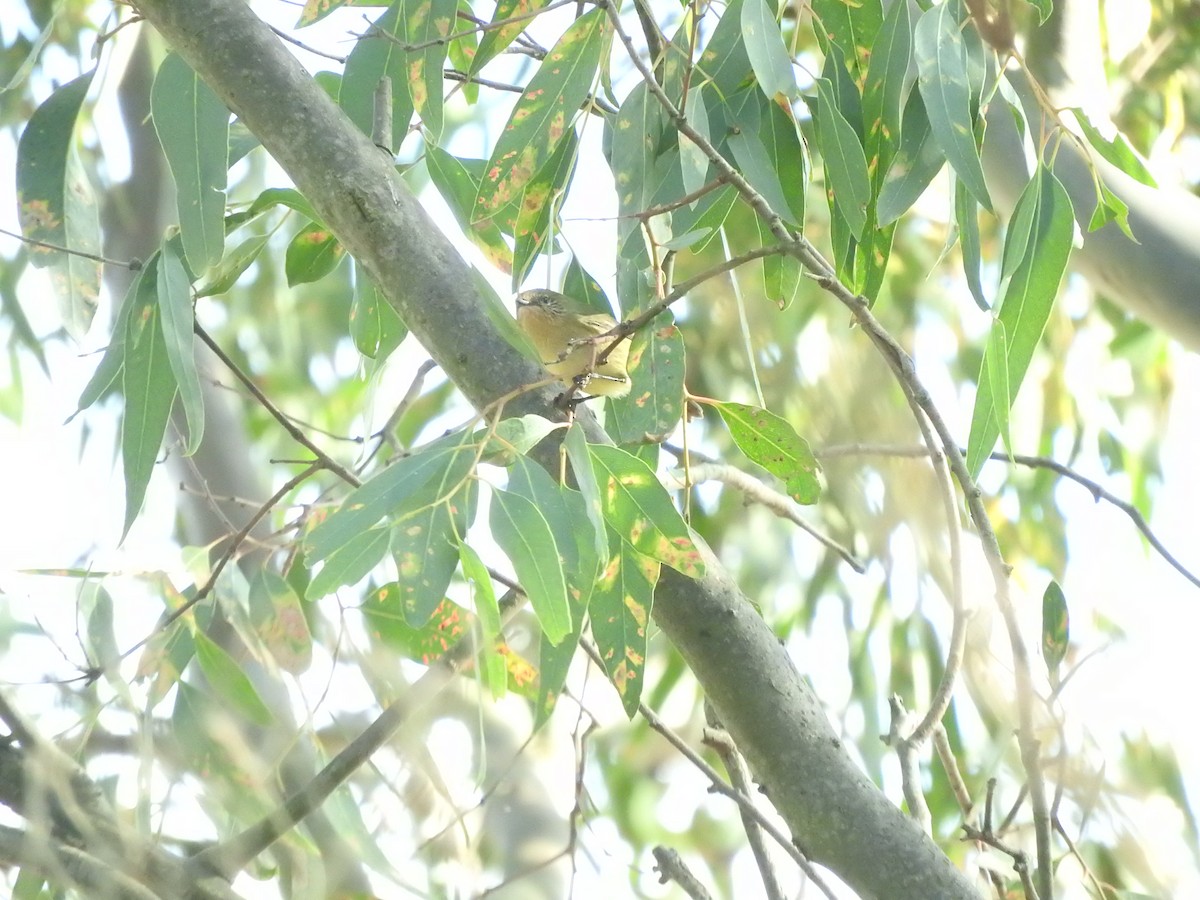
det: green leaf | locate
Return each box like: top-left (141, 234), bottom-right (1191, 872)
top-left (914, 3), bottom-right (992, 212)
top-left (15, 68), bottom-right (101, 339)
top-left (404, 0), bottom-right (457, 140)
top-left (121, 256), bottom-right (177, 540)
top-left (1068, 108), bottom-right (1156, 188)
top-left (966, 166), bottom-right (1073, 476)
top-left (459, 542), bottom-right (506, 699)
top-left (877, 89), bottom-right (944, 225)
top-left (955, 177), bottom-right (987, 310)
top-left (815, 78), bottom-right (871, 240)
top-left (157, 240), bottom-right (204, 454)
top-left (587, 443), bottom-right (705, 577)
top-left (193, 631), bottom-right (274, 725)
top-left (196, 230), bottom-right (273, 298)
top-left (742, 0), bottom-right (797, 101)
top-left (285, 220), bottom-right (345, 286)
top-left (715, 401), bottom-right (821, 504)
top-left (473, 9), bottom-right (606, 225)
top-left (477, 414), bottom-right (565, 466)
top-left (472, 0), bottom-right (554, 72)
top-left (306, 431), bottom-right (473, 561)
top-left (985, 317), bottom-right (1011, 457)
top-left (247, 186), bottom-right (322, 224)
top-left (364, 590), bottom-right (471, 663)
top-left (565, 422), bottom-right (610, 565)
top-left (861, 0), bottom-right (911, 186)
top-left (306, 526), bottom-right (392, 599)
top-left (590, 533), bottom-right (658, 717)
top-left (511, 130), bottom-right (579, 289)
top-left (491, 489), bottom-right (571, 644)
top-left (351, 261), bottom-right (407, 360)
top-left (610, 82), bottom-right (668, 265)
top-left (1088, 179), bottom-right (1134, 239)
top-left (393, 474), bottom-right (476, 626)
top-left (76, 265), bottom-right (142, 413)
top-left (812, 0), bottom-right (884, 78)
top-left (1041, 580), bottom-right (1069, 679)
top-left (425, 148), bottom-right (511, 272)
top-left (151, 53), bottom-right (229, 274)
top-left (606, 315), bottom-right (686, 445)
top-left (340, 2), bottom-right (415, 149)
top-left (680, 91), bottom-right (712, 198)
top-left (722, 88), bottom-right (804, 227)
top-left (249, 569), bottom-right (313, 675)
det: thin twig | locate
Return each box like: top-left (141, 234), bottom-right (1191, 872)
top-left (0, 225), bottom-right (141, 270)
top-left (194, 323), bottom-right (360, 486)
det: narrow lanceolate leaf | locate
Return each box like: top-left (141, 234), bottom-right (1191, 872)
top-left (967, 166), bottom-right (1073, 477)
top-left (350, 262), bottom-right (407, 360)
top-left (877, 90), bottom-right (944, 225)
top-left (473, 8), bottom-right (606, 225)
top-left (404, 0), bottom-right (456, 140)
top-left (306, 526), bottom-right (392, 599)
top-left (392, 476), bottom-right (476, 627)
top-left (193, 632), bottom-right (273, 725)
top-left (1041, 580), bottom-right (1069, 679)
top-left (425, 147), bottom-right (511, 272)
top-left (250, 569), bottom-right (313, 675)
top-left (511, 130), bottom-right (579, 289)
top-left (590, 533), bottom-right (659, 717)
top-left (715, 401), bottom-right (821, 504)
top-left (606, 316), bottom-right (685, 445)
top-left (742, 0), bottom-right (797, 101)
top-left (956, 178), bottom-right (987, 310)
top-left (472, 0), bottom-right (554, 73)
top-left (121, 256), bottom-right (178, 540)
top-left (1068, 107), bottom-right (1157, 188)
top-left (151, 53), bottom-right (229, 274)
top-left (914, 3), bottom-right (992, 212)
top-left (305, 431), bottom-right (472, 561)
top-left (565, 422), bottom-right (610, 564)
top-left (15, 68), bottom-right (101, 338)
top-left (815, 78), bottom-right (870, 240)
top-left (340, 2), bottom-right (415, 149)
top-left (985, 317), bottom-right (1011, 457)
top-left (491, 489), bottom-right (571, 644)
top-left (459, 542), bottom-right (506, 699)
top-left (157, 240), bottom-right (204, 454)
top-left (811, 0), bottom-right (884, 77)
top-left (861, 0), bottom-right (912, 176)
top-left (587, 443), bottom-right (704, 577)
top-left (76, 267), bottom-right (141, 413)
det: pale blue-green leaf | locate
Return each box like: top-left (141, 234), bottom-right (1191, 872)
top-left (741, 0), bottom-right (797, 101)
top-left (306, 527), bottom-right (392, 599)
top-left (193, 631), bottom-right (273, 725)
top-left (151, 53), bottom-right (228, 274)
top-left (914, 3), bottom-right (991, 211)
top-left (1069, 107), bottom-right (1157, 187)
top-left (985, 317), bottom-right (1010, 457)
top-left (340, 2), bottom-right (414, 149)
top-left (157, 240), bottom-right (204, 454)
top-left (681, 92), bottom-right (711, 198)
top-left (564, 422), bottom-right (609, 564)
top-left (491, 489), bottom-right (571, 644)
top-left (967, 167), bottom-right (1073, 476)
top-left (955, 177), bottom-right (987, 309)
top-left (121, 257), bottom-right (177, 540)
top-left (815, 78), bottom-right (870, 239)
top-left (459, 542), bottom-right (506, 699)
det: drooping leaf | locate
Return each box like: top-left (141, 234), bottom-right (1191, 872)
top-left (811, 0), bottom-right (884, 78)
top-left (121, 256), bottom-right (177, 540)
top-left (967, 166), bottom-right (1073, 476)
top-left (814, 78), bottom-right (871, 240)
top-left (877, 89), bottom-right (944, 225)
top-left (340, 2), bottom-right (415, 149)
top-left (590, 532), bottom-right (658, 717)
top-left (606, 315), bottom-right (686, 445)
top-left (459, 542), bottom-right (506, 698)
top-left (249, 569), bottom-right (313, 675)
top-left (151, 52), bottom-right (229, 274)
top-left (157, 240), bottom-right (204, 454)
top-left (914, 2), bottom-right (992, 211)
top-left (491, 488), bottom-right (571, 644)
top-left (403, 0), bottom-right (456, 140)
top-left (285, 220), bottom-right (345, 286)
top-left (306, 526), bottom-right (392, 599)
top-left (15, 68), bottom-right (101, 338)
top-left (425, 147), bottom-right (511, 272)
top-left (350, 262), bottom-right (407, 360)
top-left (565, 422), bottom-right (610, 564)
top-left (1068, 107), bottom-right (1157, 188)
top-left (742, 0), bottom-right (796, 102)
top-left (955, 178), bottom-right (987, 310)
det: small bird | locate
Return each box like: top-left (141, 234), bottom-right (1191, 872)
top-left (515, 288), bottom-right (632, 398)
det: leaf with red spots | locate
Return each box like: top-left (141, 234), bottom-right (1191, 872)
top-left (589, 532), bottom-right (658, 717)
top-left (715, 401), bottom-right (821, 504)
top-left (472, 8), bottom-right (606, 227)
top-left (586, 443), bottom-right (704, 578)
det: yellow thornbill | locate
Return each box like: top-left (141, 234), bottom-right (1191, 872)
top-left (515, 289), bottom-right (632, 398)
